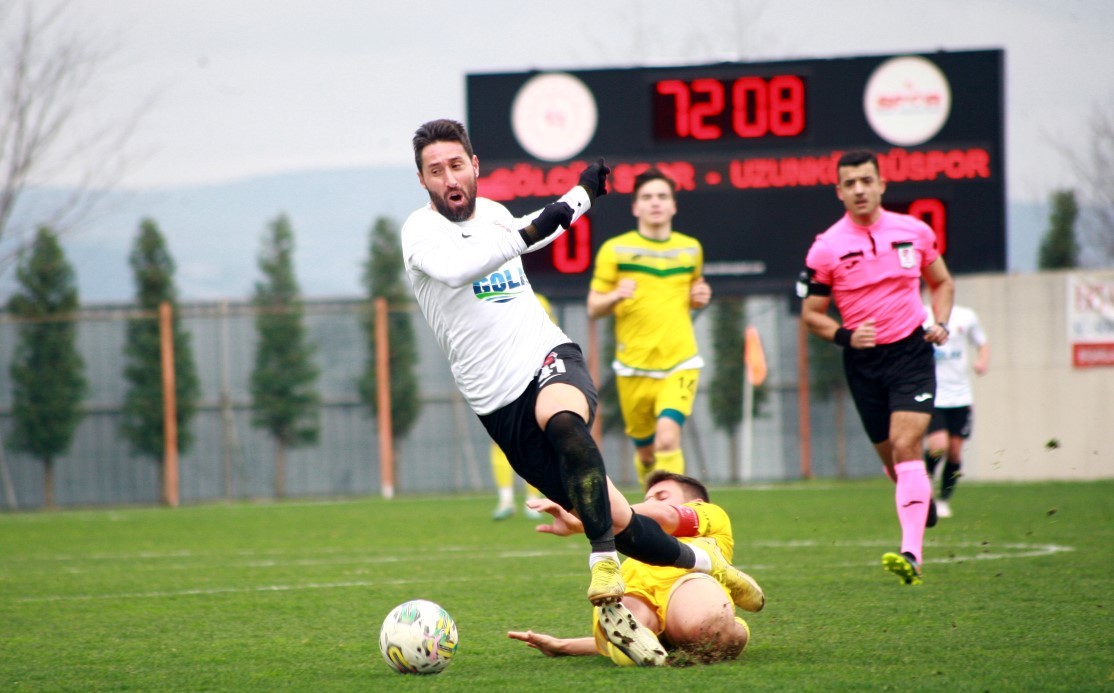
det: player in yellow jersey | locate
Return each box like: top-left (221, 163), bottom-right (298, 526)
top-left (492, 295), bottom-right (557, 520)
top-left (507, 470), bottom-right (763, 665)
top-left (587, 168), bottom-right (711, 486)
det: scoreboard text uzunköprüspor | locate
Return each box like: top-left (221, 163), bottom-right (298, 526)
top-left (466, 50), bottom-right (1004, 298)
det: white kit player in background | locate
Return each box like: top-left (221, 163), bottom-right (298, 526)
top-left (922, 303), bottom-right (990, 518)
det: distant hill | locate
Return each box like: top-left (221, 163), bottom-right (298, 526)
top-left (6, 166), bottom-right (428, 304)
top-left (6, 167), bottom-right (1051, 304)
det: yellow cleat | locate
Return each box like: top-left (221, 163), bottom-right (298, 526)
top-left (882, 551), bottom-right (924, 585)
top-left (587, 557), bottom-right (625, 605)
top-left (690, 537), bottom-right (766, 612)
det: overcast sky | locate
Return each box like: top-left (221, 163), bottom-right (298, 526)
top-left (27, 0), bottom-right (1114, 204)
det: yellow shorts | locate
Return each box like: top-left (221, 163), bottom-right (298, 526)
top-left (591, 572), bottom-right (730, 657)
top-left (616, 369), bottom-right (700, 445)
top-left (632, 572), bottom-right (728, 635)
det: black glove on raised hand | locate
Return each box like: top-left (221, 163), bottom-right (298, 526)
top-left (578, 158), bottom-right (610, 199)
top-left (518, 200), bottom-right (574, 247)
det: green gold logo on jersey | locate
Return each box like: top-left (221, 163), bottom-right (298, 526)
top-left (472, 268), bottom-right (530, 303)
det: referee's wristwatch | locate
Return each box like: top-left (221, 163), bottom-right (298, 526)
top-left (936, 322), bottom-right (949, 335)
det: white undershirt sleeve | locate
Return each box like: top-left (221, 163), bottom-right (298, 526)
top-left (517, 185), bottom-right (592, 254)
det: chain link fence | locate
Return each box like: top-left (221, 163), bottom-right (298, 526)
top-left (0, 295), bottom-right (879, 509)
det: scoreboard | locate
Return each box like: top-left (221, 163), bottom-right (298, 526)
top-left (466, 50), bottom-right (1004, 298)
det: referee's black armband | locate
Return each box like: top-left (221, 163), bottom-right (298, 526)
top-left (834, 327), bottom-right (853, 347)
top-left (796, 268), bottom-right (831, 299)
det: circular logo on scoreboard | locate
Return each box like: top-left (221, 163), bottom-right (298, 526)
top-left (863, 56), bottom-right (952, 146)
top-left (511, 72), bottom-right (598, 162)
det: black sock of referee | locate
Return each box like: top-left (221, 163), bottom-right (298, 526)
top-left (543, 411), bottom-right (615, 553)
top-left (941, 461), bottom-right (962, 500)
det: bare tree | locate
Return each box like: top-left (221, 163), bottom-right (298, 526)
top-left (584, 1), bottom-right (772, 65)
top-left (0, 0), bottom-right (142, 274)
top-left (1058, 101), bottom-right (1114, 267)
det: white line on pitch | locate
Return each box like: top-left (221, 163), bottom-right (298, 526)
top-left (11, 541), bottom-right (1073, 603)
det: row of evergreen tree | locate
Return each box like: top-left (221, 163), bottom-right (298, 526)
top-left (5, 214), bottom-right (421, 507)
top-left (8, 209), bottom-right (810, 507)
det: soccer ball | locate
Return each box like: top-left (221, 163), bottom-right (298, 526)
top-left (378, 599), bottom-right (459, 675)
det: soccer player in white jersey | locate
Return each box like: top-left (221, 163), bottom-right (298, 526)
top-left (401, 119), bottom-right (761, 665)
top-left (923, 303), bottom-right (990, 517)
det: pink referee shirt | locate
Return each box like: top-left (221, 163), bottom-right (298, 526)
top-left (805, 209), bottom-right (939, 345)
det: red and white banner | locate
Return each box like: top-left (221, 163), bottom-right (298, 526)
top-left (1068, 274), bottom-right (1114, 368)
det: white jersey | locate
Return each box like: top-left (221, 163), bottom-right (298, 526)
top-left (402, 192), bottom-right (588, 415)
top-left (924, 304), bottom-right (987, 407)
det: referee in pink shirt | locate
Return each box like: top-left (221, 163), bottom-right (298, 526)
top-left (800, 150), bottom-right (955, 586)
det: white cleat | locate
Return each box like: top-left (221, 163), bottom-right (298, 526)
top-left (597, 602), bottom-right (667, 667)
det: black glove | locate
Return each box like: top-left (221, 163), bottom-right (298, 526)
top-left (518, 200), bottom-right (574, 247)
top-left (578, 158), bottom-right (610, 199)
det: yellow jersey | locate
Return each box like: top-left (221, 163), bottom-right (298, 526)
top-left (590, 230), bottom-right (704, 375)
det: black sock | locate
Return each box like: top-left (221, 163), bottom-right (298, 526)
top-left (924, 451), bottom-right (944, 478)
top-left (543, 411), bottom-right (615, 553)
top-left (941, 461), bottom-right (961, 499)
top-left (614, 511), bottom-right (695, 569)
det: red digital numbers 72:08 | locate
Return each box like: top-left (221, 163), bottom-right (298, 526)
top-left (652, 75), bottom-right (807, 141)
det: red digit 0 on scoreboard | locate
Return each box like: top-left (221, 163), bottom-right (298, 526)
top-left (908, 198), bottom-right (947, 256)
top-left (552, 217), bottom-right (592, 274)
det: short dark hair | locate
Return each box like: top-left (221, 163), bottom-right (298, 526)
top-left (645, 470), bottom-right (709, 502)
top-left (412, 119), bottom-right (474, 172)
top-left (836, 150), bottom-right (879, 176)
top-left (632, 167), bottom-right (677, 201)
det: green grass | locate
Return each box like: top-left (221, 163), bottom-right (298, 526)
top-left (1, 479), bottom-right (1111, 691)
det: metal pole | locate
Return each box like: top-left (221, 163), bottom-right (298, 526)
top-left (159, 302), bottom-right (180, 507)
top-left (375, 298), bottom-right (395, 499)
top-left (797, 318), bottom-right (812, 479)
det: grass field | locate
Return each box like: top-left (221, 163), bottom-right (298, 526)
top-left (1, 478), bottom-right (1111, 691)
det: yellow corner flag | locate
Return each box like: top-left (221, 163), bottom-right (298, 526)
top-left (744, 326), bottom-right (768, 386)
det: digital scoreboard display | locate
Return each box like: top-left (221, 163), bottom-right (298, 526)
top-left (466, 50), bottom-right (1004, 298)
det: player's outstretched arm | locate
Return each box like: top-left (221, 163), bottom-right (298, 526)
top-left (530, 496), bottom-right (683, 537)
top-left (507, 630), bottom-right (597, 657)
top-left (527, 498), bottom-right (584, 536)
top-left (627, 499), bottom-right (683, 534)
top-left (403, 160), bottom-right (610, 286)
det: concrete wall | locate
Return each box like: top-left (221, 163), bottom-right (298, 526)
top-left (960, 270), bottom-right (1114, 481)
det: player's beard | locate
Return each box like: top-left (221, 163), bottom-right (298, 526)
top-left (430, 180), bottom-right (477, 223)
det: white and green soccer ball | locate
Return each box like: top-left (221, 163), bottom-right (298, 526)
top-left (379, 599), bottom-right (459, 675)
